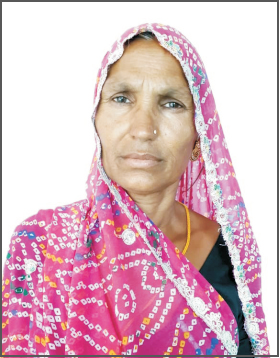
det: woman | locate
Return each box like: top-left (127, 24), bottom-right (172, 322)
top-left (2, 23), bottom-right (269, 356)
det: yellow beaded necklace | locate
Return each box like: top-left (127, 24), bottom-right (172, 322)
top-left (177, 201), bottom-right (191, 255)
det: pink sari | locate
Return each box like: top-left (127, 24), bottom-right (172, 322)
top-left (2, 23), bottom-right (269, 357)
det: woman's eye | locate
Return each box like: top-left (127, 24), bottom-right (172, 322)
top-left (113, 96), bottom-right (130, 104)
top-left (164, 102), bottom-right (182, 109)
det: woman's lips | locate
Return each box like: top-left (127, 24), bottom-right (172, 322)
top-left (122, 153), bottom-right (162, 168)
top-left (122, 157), bottom-right (161, 168)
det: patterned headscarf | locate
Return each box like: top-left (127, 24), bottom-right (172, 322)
top-left (2, 23), bottom-right (269, 356)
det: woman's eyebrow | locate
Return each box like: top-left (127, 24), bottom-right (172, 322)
top-left (160, 87), bottom-right (192, 99)
top-left (104, 81), bottom-right (136, 93)
top-left (104, 81), bottom-right (192, 99)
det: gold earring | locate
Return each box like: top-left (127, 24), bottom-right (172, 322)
top-left (190, 139), bottom-right (200, 161)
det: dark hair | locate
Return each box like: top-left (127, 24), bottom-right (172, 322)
top-left (124, 31), bottom-right (156, 47)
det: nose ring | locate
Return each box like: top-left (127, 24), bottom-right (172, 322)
top-left (153, 129), bottom-right (157, 135)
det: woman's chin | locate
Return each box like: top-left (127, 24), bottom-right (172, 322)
top-left (119, 176), bottom-right (164, 196)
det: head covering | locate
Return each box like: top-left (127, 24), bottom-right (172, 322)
top-left (2, 23), bottom-right (269, 356)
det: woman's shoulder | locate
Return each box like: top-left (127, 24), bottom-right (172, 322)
top-left (12, 208), bottom-right (55, 237)
top-left (5, 208), bottom-right (54, 265)
top-left (3, 198), bottom-right (87, 270)
top-left (11, 198), bottom-right (87, 236)
top-left (2, 198), bottom-right (87, 312)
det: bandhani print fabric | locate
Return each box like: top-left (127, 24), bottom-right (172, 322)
top-left (2, 23), bottom-right (270, 357)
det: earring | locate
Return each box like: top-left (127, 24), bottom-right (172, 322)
top-left (190, 139), bottom-right (200, 161)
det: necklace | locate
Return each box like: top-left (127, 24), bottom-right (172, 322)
top-left (177, 201), bottom-right (191, 255)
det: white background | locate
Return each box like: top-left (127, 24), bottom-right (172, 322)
top-left (3, 2), bottom-right (277, 354)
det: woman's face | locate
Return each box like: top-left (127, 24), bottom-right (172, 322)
top-left (95, 38), bottom-right (196, 196)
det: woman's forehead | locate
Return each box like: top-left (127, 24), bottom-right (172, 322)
top-left (103, 39), bottom-right (191, 94)
top-left (110, 39), bottom-right (183, 73)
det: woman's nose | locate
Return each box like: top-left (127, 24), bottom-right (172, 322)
top-left (129, 104), bottom-right (158, 141)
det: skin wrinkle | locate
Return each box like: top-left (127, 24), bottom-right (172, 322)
top-left (95, 38), bottom-right (220, 266)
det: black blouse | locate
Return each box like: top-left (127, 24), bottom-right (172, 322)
top-left (199, 232), bottom-right (254, 357)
